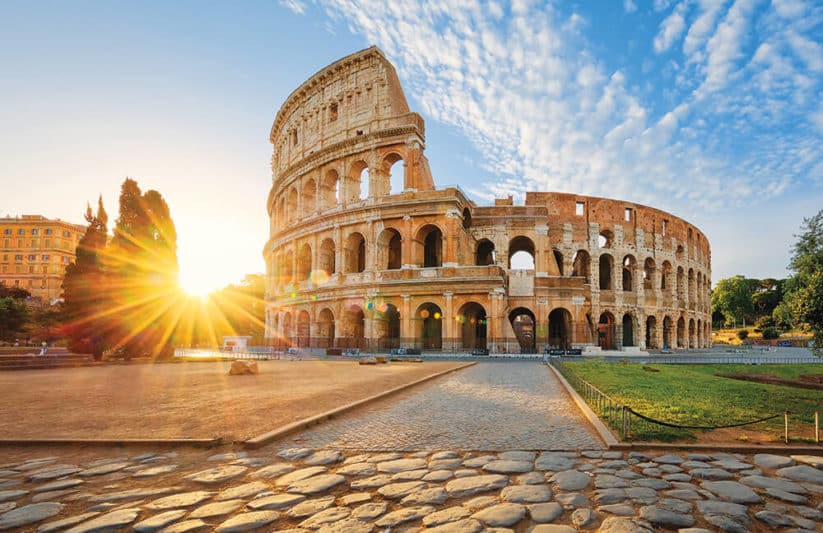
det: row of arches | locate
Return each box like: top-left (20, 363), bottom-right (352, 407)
top-left (274, 154), bottom-right (406, 225)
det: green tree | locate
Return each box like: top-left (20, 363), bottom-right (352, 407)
top-left (711, 276), bottom-right (758, 328)
top-left (62, 197), bottom-right (109, 358)
top-left (105, 178), bottom-right (180, 358)
top-left (785, 210), bottom-right (823, 354)
top-left (0, 292), bottom-right (30, 342)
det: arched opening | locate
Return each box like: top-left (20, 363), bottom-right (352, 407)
top-left (677, 317), bottom-right (686, 348)
top-left (622, 313), bottom-right (634, 347)
top-left (644, 258), bottom-right (656, 290)
top-left (377, 228), bottom-right (402, 270)
top-left (317, 308), bottom-right (335, 348)
top-left (297, 243), bottom-right (312, 283)
top-left (462, 208), bottom-right (472, 229)
top-left (663, 316), bottom-right (673, 349)
top-left (476, 239), bottom-right (495, 266)
top-left (598, 230), bottom-right (613, 248)
top-left (296, 310), bottom-right (310, 347)
top-left (344, 232), bottom-right (366, 273)
top-left (282, 250), bottom-right (294, 285)
top-left (374, 302), bottom-right (401, 349)
top-left (416, 302), bottom-right (443, 349)
top-left (599, 254), bottom-right (613, 290)
top-left (342, 304), bottom-right (365, 349)
top-left (548, 308), bottom-right (573, 350)
top-left (416, 225), bottom-right (443, 268)
top-left (598, 312), bottom-right (616, 350)
top-left (282, 312), bottom-right (292, 345)
top-left (318, 238), bottom-right (335, 276)
top-left (509, 307), bottom-right (536, 353)
top-left (677, 267), bottom-right (685, 307)
top-left (572, 250), bottom-right (591, 282)
top-left (288, 188), bottom-right (298, 221)
top-left (458, 302), bottom-right (487, 349)
top-left (689, 318), bottom-right (696, 348)
top-left (508, 236), bottom-right (535, 269)
top-left (622, 255), bottom-right (636, 292)
top-left (303, 178), bottom-right (316, 216)
top-left (346, 161), bottom-right (368, 203)
top-left (385, 153), bottom-right (404, 195)
top-left (320, 169), bottom-right (339, 209)
top-left (646, 315), bottom-right (658, 349)
top-left (553, 249), bottom-right (564, 276)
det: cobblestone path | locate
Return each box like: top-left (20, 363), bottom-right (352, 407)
top-left (286, 362), bottom-right (604, 451)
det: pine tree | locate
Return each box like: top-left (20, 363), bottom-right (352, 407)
top-left (62, 197), bottom-right (109, 359)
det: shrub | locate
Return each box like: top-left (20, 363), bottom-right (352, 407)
top-left (737, 329), bottom-right (750, 341)
top-left (761, 327), bottom-right (780, 340)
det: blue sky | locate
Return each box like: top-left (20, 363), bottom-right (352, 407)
top-left (1, 0), bottom-right (821, 292)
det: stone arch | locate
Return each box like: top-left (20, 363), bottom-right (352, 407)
top-left (622, 313), bottom-right (635, 347)
top-left (318, 238), bottom-right (336, 276)
top-left (509, 307), bottom-right (536, 353)
top-left (598, 312), bottom-right (617, 350)
top-left (646, 315), bottom-right (658, 349)
top-left (644, 258), bottom-right (656, 290)
top-left (384, 152), bottom-right (405, 195)
top-left (303, 177), bottom-right (316, 216)
top-left (677, 316), bottom-right (686, 348)
top-left (346, 160), bottom-right (369, 203)
top-left (553, 249), bottom-right (564, 276)
top-left (458, 302), bottom-right (487, 350)
top-left (622, 255), bottom-right (636, 292)
top-left (689, 318), bottom-right (696, 348)
top-left (509, 236), bottom-right (535, 269)
top-left (548, 307), bottom-right (573, 350)
top-left (320, 169), bottom-right (339, 209)
top-left (377, 228), bottom-right (402, 270)
top-left (416, 224), bottom-right (443, 268)
top-left (297, 243), bottom-right (312, 283)
top-left (599, 254), bottom-right (614, 290)
top-left (663, 315), bottom-right (673, 349)
top-left (317, 308), bottom-right (335, 348)
top-left (476, 239), bottom-right (495, 266)
top-left (296, 309), bottom-right (310, 347)
top-left (572, 250), bottom-right (591, 282)
top-left (416, 302), bottom-right (443, 349)
top-left (342, 304), bottom-right (365, 349)
top-left (374, 302), bottom-right (401, 349)
top-left (344, 232), bottom-right (366, 273)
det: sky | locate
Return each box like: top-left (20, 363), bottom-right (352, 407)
top-left (1, 0), bottom-right (821, 294)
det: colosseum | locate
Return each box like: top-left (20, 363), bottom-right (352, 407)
top-left (264, 47), bottom-right (712, 354)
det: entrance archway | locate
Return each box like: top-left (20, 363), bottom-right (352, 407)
top-left (509, 307), bottom-right (536, 353)
top-left (548, 308), bottom-right (573, 349)
top-left (598, 312), bottom-right (616, 350)
top-left (416, 302), bottom-right (442, 349)
top-left (458, 302), bottom-right (487, 349)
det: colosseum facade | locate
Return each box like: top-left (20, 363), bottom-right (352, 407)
top-left (264, 47), bottom-right (712, 353)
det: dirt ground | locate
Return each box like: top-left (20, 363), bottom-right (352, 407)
top-left (0, 360), bottom-right (465, 441)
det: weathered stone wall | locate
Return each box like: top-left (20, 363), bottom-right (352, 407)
top-left (264, 48), bottom-right (712, 353)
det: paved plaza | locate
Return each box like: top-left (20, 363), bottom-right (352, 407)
top-left (286, 362), bottom-right (604, 451)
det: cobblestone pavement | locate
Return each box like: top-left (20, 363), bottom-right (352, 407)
top-left (0, 446), bottom-right (821, 531)
top-left (287, 362), bottom-right (604, 451)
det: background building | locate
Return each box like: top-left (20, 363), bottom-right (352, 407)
top-left (0, 215), bottom-right (85, 303)
top-left (264, 48), bottom-right (712, 353)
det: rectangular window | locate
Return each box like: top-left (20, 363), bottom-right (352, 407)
top-left (624, 208), bottom-right (632, 221)
top-left (575, 202), bottom-right (584, 216)
top-left (662, 220), bottom-right (668, 236)
top-left (31, 229), bottom-right (38, 235)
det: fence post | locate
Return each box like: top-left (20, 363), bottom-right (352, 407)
top-left (784, 411), bottom-right (789, 444)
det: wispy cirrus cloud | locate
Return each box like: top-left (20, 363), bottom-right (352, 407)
top-left (299, 0), bottom-right (821, 214)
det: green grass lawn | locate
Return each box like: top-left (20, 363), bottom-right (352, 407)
top-left (560, 362), bottom-right (823, 442)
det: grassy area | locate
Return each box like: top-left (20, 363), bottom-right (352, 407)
top-left (561, 361), bottom-right (822, 442)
